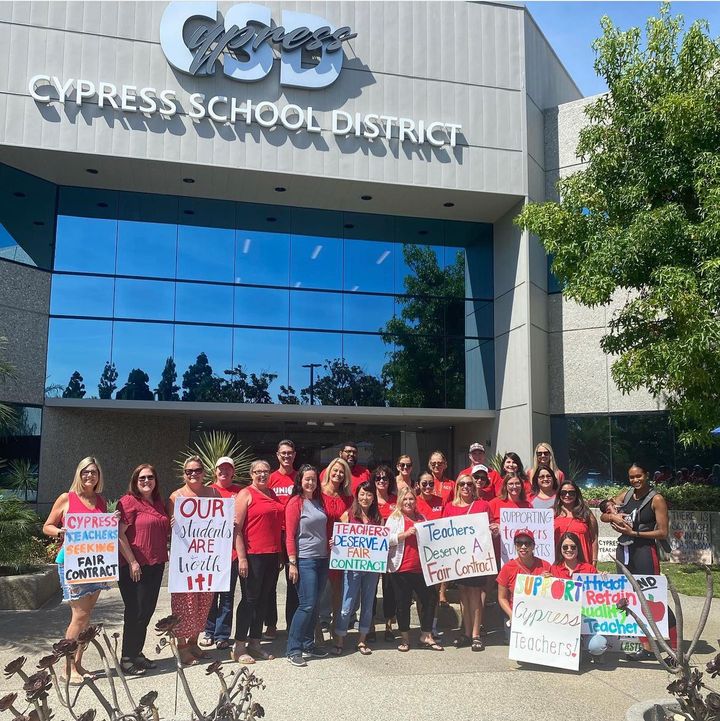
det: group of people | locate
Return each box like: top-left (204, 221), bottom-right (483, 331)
top-left (42, 439), bottom-right (674, 681)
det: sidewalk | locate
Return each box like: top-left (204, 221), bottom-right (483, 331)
top-left (0, 580), bottom-right (717, 721)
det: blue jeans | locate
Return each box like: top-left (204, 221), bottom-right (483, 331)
top-left (286, 557), bottom-right (329, 657)
top-left (204, 564), bottom-right (239, 641)
top-left (335, 571), bottom-right (380, 637)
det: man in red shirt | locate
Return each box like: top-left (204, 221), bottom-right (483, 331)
top-left (265, 439), bottom-right (299, 639)
top-left (320, 441), bottom-right (370, 492)
top-left (496, 529), bottom-right (551, 641)
top-left (203, 456), bottom-right (243, 648)
top-left (457, 442), bottom-right (502, 494)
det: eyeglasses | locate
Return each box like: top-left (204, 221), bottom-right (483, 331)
top-left (561, 545), bottom-right (577, 551)
top-left (419, 481), bottom-right (433, 488)
top-left (515, 540), bottom-right (533, 548)
top-left (560, 490), bottom-right (577, 497)
top-left (429, 461), bottom-right (444, 467)
top-left (252, 470), bottom-right (270, 476)
top-left (81, 469), bottom-right (99, 477)
top-left (138, 475), bottom-right (155, 482)
top-left (185, 468), bottom-right (203, 476)
top-left (398, 462), bottom-right (412, 468)
top-left (457, 481), bottom-right (473, 487)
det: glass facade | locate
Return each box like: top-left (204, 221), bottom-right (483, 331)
top-left (19, 172), bottom-right (495, 408)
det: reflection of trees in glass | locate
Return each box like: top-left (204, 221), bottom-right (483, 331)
top-left (116, 369), bottom-right (153, 400)
top-left (568, 417), bottom-right (611, 479)
top-left (610, 414), bottom-right (674, 481)
top-left (381, 245), bottom-right (465, 408)
top-left (98, 361), bottom-right (118, 399)
top-left (62, 371), bottom-right (86, 399)
top-left (278, 385), bottom-right (300, 404)
top-left (182, 353), bottom-right (215, 401)
top-left (222, 366), bottom-right (276, 404)
top-left (302, 358), bottom-right (386, 406)
top-left (156, 357), bottom-right (180, 401)
top-left (0, 337), bottom-right (17, 430)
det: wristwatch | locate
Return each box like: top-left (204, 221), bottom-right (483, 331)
top-left (288, 559), bottom-right (297, 566)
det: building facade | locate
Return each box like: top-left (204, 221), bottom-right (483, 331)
top-left (0, 1), bottom-right (692, 511)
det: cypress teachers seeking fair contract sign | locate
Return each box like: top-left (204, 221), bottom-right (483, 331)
top-left (415, 515), bottom-right (497, 586)
top-left (330, 522), bottom-right (391, 572)
top-left (509, 574), bottom-right (583, 671)
top-left (499, 508), bottom-right (554, 566)
top-left (169, 497), bottom-right (234, 593)
top-left (63, 512), bottom-right (119, 585)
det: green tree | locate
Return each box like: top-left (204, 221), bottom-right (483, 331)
top-left (116, 369), bottom-right (154, 400)
top-left (5, 459), bottom-right (38, 502)
top-left (98, 361), bottom-right (118, 400)
top-left (62, 371), bottom-right (86, 399)
top-left (302, 358), bottom-right (386, 406)
top-left (245, 372), bottom-right (277, 404)
top-left (278, 384), bottom-right (300, 404)
top-left (156, 356), bottom-right (180, 401)
top-left (381, 245), bottom-right (465, 407)
top-left (516, 5), bottom-right (720, 446)
top-left (182, 353), bottom-right (216, 401)
top-left (0, 496), bottom-right (41, 571)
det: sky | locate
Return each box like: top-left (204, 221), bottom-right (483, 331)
top-left (525, 1), bottom-right (720, 96)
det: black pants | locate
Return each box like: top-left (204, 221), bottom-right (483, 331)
top-left (234, 554), bottom-right (279, 642)
top-left (265, 562), bottom-right (299, 630)
top-left (391, 572), bottom-right (437, 633)
top-left (118, 563), bottom-right (165, 659)
top-left (372, 572), bottom-right (397, 622)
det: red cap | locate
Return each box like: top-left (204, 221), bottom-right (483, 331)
top-left (513, 528), bottom-right (535, 542)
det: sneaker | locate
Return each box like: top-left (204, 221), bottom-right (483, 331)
top-left (287, 655), bottom-right (307, 667)
top-left (302, 646), bottom-right (329, 659)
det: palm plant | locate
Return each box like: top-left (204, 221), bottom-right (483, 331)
top-left (487, 452), bottom-right (504, 474)
top-left (0, 337), bottom-right (17, 432)
top-left (175, 430), bottom-right (254, 485)
top-left (0, 496), bottom-right (42, 571)
top-left (5, 459), bottom-right (38, 502)
top-left (567, 457), bottom-right (586, 483)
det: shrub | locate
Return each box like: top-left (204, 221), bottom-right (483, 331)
top-left (580, 483), bottom-right (720, 512)
top-left (0, 496), bottom-right (43, 573)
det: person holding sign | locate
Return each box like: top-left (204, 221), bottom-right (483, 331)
top-left (169, 456), bottom-right (221, 667)
top-left (117, 463), bottom-right (170, 675)
top-left (554, 481), bottom-right (598, 569)
top-left (471, 465), bottom-right (496, 502)
top-left (332, 481), bottom-right (384, 656)
top-left (387, 488), bottom-right (443, 652)
top-left (43, 456), bottom-right (112, 684)
top-left (530, 464), bottom-right (559, 509)
top-left (373, 465), bottom-right (399, 642)
top-left (489, 475), bottom-right (532, 551)
top-left (441, 475), bottom-right (491, 651)
top-left (550, 532), bottom-right (597, 579)
top-left (496, 529), bottom-right (551, 640)
top-left (284, 465), bottom-right (330, 668)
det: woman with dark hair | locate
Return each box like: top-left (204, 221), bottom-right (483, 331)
top-left (530, 463), bottom-right (559, 509)
top-left (284, 464), bottom-right (329, 667)
top-left (489, 475), bottom-right (531, 526)
top-left (332, 481), bottom-right (383, 656)
top-left (373, 464), bottom-right (397, 520)
top-left (550, 532), bottom-right (597, 579)
top-left (395, 455), bottom-right (414, 492)
top-left (415, 472), bottom-right (444, 520)
top-left (554, 481), bottom-right (598, 568)
top-left (501, 452), bottom-right (531, 496)
top-left (117, 464), bottom-right (170, 675)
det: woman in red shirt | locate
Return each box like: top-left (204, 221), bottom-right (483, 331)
top-left (442, 475), bottom-right (492, 651)
top-left (415, 473), bottom-right (444, 520)
top-left (500, 452), bottom-right (531, 497)
top-left (554, 481), bottom-right (598, 569)
top-left (395, 454), bottom-right (414, 493)
top-left (117, 463), bottom-right (169, 675)
top-left (527, 442), bottom-right (565, 487)
top-left (550, 532), bottom-right (597, 579)
top-left (372, 465), bottom-right (398, 642)
top-left (530, 464), bottom-right (559, 509)
top-left (489, 476), bottom-right (532, 564)
top-left (428, 451), bottom-right (454, 503)
top-left (232, 459), bottom-right (284, 664)
top-left (471, 465), bottom-right (496, 503)
top-left (386, 488), bottom-right (443, 652)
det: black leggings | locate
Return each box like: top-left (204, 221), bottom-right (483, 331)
top-left (390, 572), bottom-right (437, 633)
top-left (118, 563), bottom-right (165, 659)
top-left (234, 554), bottom-right (279, 642)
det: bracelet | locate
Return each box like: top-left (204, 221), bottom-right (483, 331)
top-left (288, 560), bottom-right (297, 566)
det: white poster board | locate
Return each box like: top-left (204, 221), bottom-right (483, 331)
top-left (63, 512), bottom-right (119, 585)
top-left (668, 511), bottom-right (713, 564)
top-left (169, 497), bottom-right (234, 593)
top-left (415, 514), bottom-right (497, 586)
top-left (499, 508), bottom-right (554, 566)
top-left (330, 522), bottom-right (390, 573)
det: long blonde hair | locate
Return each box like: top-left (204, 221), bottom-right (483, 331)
top-left (323, 457), bottom-right (352, 496)
top-left (69, 456), bottom-right (104, 495)
top-left (389, 486), bottom-right (418, 521)
top-left (451, 474), bottom-right (476, 505)
top-left (531, 442), bottom-right (560, 475)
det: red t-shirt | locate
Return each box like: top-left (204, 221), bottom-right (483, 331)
top-left (416, 493), bottom-right (444, 520)
top-left (397, 516), bottom-right (422, 573)
top-left (554, 515), bottom-right (594, 566)
top-left (118, 494), bottom-right (169, 566)
top-left (488, 497), bottom-right (532, 524)
top-left (378, 495), bottom-right (397, 520)
top-left (211, 482), bottom-right (242, 560)
top-left (268, 469), bottom-right (295, 507)
top-left (240, 486), bottom-right (283, 554)
top-left (321, 492), bottom-right (353, 538)
top-left (457, 466), bottom-right (502, 494)
top-left (550, 562), bottom-right (597, 579)
top-left (496, 557), bottom-right (551, 607)
top-left (433, 477), bottom-right (455, 504)
top-left (441, 499), bottom-right (492, 519)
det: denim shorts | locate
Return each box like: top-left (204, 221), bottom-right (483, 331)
top-left (58, 564), bottom-right (110, 603)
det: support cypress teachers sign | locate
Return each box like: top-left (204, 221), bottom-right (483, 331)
top-left (169, 497), bottom-right (234, 593)
top-left (415, 515), bottom-right (497, 586)
top-left (63, 513), bottom-right (119, 585)
top-left (330, 523), bottom-right (390, 572)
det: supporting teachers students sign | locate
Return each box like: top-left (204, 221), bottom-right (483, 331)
top-left (415, 515), bottom-right (497, 586)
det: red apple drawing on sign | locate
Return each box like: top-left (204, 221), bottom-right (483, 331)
top-left (646, 595), bottom-right (665, 623)
top-left (674, 530), bottom-right (684, 540)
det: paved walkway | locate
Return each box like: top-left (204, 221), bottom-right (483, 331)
top-left (0, 581), bottom-right (717, 721)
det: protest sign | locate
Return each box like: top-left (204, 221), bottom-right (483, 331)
top-left (597, 537), bottom-right (618, 562)
top-left (169, 497), bottom-right (234, 593)
top-left (415, 514), bottom-right (497, 586)
top-left (330, 522), bottom-right (390, 572)
top-left (499, 508), bottom-right (554, 565)
top-left (63, 512), bottom-right (119, 585)
top-left (574, 573), bottom-right (669, 637)
top-left (509, 573), bottom-right (583, 671)
top-left (668, 511), bottom-right (713, 564)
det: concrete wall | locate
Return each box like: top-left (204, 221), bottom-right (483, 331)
top-left (37, 406), bottom-right (191, 515)
top-left (0, 261), bottom-right (50, 406)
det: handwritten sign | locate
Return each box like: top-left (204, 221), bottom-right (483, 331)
top-left (63, 513), bottom-right (119, 585)
top-left (669, 511), bottom-right (713, 564)
top-left (509, 573), bottom-right (582, 670)
top-left (597, 537), bottom-right (618, 562)
top-left (499, 508), bottom-right (554, 566)
top-left (169, 497), bottom-right (234, 593)
top-left (415, 515), bottom-right (497, 586)
top-left (574, 573), bottom-right (669, 637)
top-left (330, 522), bottom-right (390, 573)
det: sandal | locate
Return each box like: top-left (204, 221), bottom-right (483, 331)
top-left (419, 641), bottom-right (444, 651)
top-left (190, 645), bottom-right (211, 660)
top-left (330, 645), bottom-right (343, 656)
top-left (120, 659), bottom-right (146, 676)
top-left (453, 634), bottom-right (471, 648)
top-left (215, 640), bottom-right (232, 651)
top-left (199, 635), bottom-right (215, 648)
top-left (397, 642), bottom-right (410, 652)
top-left (247, 646), bottom-right (275, 661)
top-left (134, 654), bottom-right (156, 670)
top-left (357, 642), bottom-right (372, 656)
top-left (230, 649), bottom-right (256, 665)
top-left (471, 637), bottom-right (485, 652)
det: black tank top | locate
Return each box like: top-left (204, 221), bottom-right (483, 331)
top-left (622, 490), bottom-right (656, 547)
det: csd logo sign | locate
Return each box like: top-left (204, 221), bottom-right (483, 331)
top-left (159, 2), bottom-right (356, 89)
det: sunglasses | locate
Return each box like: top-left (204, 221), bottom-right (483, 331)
top-left (536, 451), bottom-right (551, 457)
top-left (185, 468), bottom-right (203, 476)
top-left (457, 481), bottom-right (473, 487)
top-left (515, 540), bottom-right (533, 548)
top-left (138, 475), bottom-right (155, 482)
top-left (375, 476), bottom-right (389, 483)
top-left (561, 545), bottom-right (577, 551)
top-left (560, 490), bottom-right (577, 497)
top-left (398, 462), bottom-right (412, 468)
top-left (419, 481), bottom-right (433, 488)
